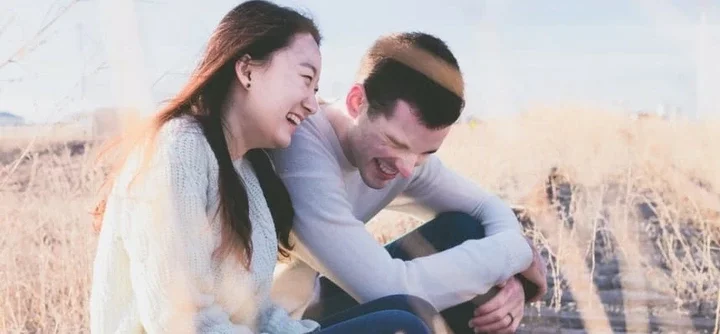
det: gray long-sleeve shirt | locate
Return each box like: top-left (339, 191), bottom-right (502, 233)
top-left (269, 109), bottom-right (533, 315)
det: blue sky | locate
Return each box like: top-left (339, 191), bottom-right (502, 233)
top-left (0, 0), bottom-right (718, 123)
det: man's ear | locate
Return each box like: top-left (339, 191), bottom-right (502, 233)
top-left (346, 84), bottom-right (366, 119)
top-left (235, 55), bottom-right (253, 89)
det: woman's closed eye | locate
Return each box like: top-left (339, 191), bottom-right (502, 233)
top-left (301, 74), bottom-right (319, 92)
top-left (302, 74), bottom-right (313, 86)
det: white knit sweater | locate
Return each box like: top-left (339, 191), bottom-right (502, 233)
top-left (89, 117), bottom-right (319, 334)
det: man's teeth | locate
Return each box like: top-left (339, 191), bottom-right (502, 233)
top-left (286, 113), bottom-right (301, 125)
top-left (377, 160), bottom-right (397, 175)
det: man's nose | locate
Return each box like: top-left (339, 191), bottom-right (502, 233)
top-left (397, 154), bottom-right (418, 178)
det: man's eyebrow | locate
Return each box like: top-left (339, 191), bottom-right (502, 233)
top-left (386, 134), bottom-right (410, 150)
top-left (300, 62), bottom-right (317, 76)
top-left (387, 133), bottom-right (438, 154)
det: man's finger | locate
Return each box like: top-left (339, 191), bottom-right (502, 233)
top-left (522, 240), bottom-right (549, 303)
top-left (473, 286), bottom-right (507, 316)
top-left (520, 254), bottom-right (549, 303)
top-left (471, 309), bottom-right (514, 333)
top-left (474, 277), bottom-right (522, 316)
top-left (473, 300), bottom-right (524, 334)
top-left (473, 286), bottom-right (524, 326)
top-left (472, 286), bottom-right (522, 325)
top-left (470, 278), bottom-right (525, 333)
top-left (498, 299), bottom-right (526, 334)
top-left (470, 302), bottom-right (512, 329)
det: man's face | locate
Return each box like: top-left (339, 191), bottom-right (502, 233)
top-left (348, 100), bottom-right (451, 189)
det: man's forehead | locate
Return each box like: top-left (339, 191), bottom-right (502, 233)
top-left (383, 100), bottom-right (449, 146)
top-left (388, 101), bottom-right (446, 131)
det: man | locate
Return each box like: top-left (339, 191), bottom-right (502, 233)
top-left (269, 32), bottom-right (547, 334)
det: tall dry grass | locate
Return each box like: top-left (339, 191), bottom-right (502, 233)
top-left (1, 138), bottom-right (104, 333)
top-left (449, 107), bottom-right (719, 332)
top-left (1, 108), bottom-right (719, 333)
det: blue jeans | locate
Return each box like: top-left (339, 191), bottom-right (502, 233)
top-left (304, 212), bottom-right (486, 334)
top-left (316, 294), bottom-right (436, 334)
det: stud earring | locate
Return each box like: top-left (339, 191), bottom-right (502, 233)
top-left (246, 83), bottom-right (251, 88)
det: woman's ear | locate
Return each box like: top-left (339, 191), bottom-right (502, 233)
top-left (235, 55), bottom-right (253, 89)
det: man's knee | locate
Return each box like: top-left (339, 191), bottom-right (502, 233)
top-left (371, 294), bottom-right (437, 316)
top-left (387, 211), bottom-right (487, 260)
top-left (431, 211), bottom-right (486, 239)
top-left (371, 294), bottom-right (444, 332)
top-left (371, 310), bottom-right (432, 334)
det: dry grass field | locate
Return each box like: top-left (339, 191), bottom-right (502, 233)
top-left (1, 107), bottom-right (719, 333)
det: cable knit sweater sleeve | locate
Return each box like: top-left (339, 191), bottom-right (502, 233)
top-left (118, 127), bottom-right (255, 334)
top-left (259, 303), bottom-right (320, 333)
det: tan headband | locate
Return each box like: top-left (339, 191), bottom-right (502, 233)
top-left (361, 39), bottom-right (465, 99)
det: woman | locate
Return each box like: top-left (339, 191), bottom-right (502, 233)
top-left (89, 1), bottom-right (438, 333)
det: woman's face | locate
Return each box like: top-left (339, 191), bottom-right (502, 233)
top-left (236, 32), bottom-right (322, 149)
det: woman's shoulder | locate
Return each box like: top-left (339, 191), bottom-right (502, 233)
top-left (124, 115), bottom-right (218, 180)
top-left (155, 116), bottom-right (212, 156)
top-left (158, 115), bottom-right (205, 138)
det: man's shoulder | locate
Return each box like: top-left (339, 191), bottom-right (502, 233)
top-left (269, 110), bottom-right (342, 175)
top-left (409, 154), bottom-right (445, 181)
top-left (295, 108), bottom-right (334, 144)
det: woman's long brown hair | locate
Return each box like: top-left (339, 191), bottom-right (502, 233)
top-left (92, 0), bottom-right (321, 267)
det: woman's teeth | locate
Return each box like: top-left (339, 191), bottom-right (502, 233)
top-left (286, 113), bottom-right (301, 125)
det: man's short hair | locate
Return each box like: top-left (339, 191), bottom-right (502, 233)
top-left (356, 32), bottom-right (465, 129)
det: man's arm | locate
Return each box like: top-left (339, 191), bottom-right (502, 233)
top-left (403, 155), bottom-right (547, 302)
top-left (403, 155), bottom-right (523, 237)
top-left (271, 133), bottom-right (533, 311)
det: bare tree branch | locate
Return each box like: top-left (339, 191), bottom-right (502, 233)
top-left (151, 70), bottom-right (186, 88)
top-left (49, 61), bottom-right (109, 117)
top-left (0, 0), bottom-right (80, 71)
top-left (0, 12), bottom-right (16, 40)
